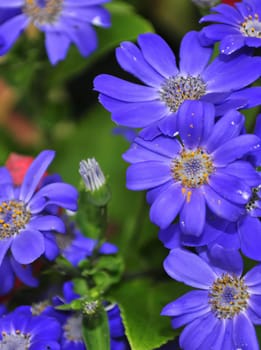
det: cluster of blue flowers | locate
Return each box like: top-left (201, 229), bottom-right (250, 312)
top-left (1, 0), bottom-right (261, 348)
top-left (94, 0), bottom-right (261, 348)
top-left (0, 151), bottom-right (130, 349)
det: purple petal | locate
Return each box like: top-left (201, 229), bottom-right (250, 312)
top-left (11, 229), bottom-right (45, 264)
top-left (200, 24), bottom-right (239, 44)
top-left (198, 320), bottom-right (226, 350)
top-left (222, 161), bottom-right (260, 187)
top-left (180, 313), bottom-right (218, 349)
top-left (45, 31), bottom-right (71, 65)
top-left (205, 110), bottom-right (244, 153)
top-left (208, 244), bottom-right (243, 276)
top-left (233, 313), bottom-right (259, 350)
top-left (179, 31), bottom-right (212, 75)
top-left (67, 24), bottom-right (97, 57)
top-left (28, 183), bottom-right (78, 213)
top-left (137, 33), bottom-right (179, 78)
top-left (123, 135), bottom-right (181, 163)
top-left (212, 135), bottom-right (261, 166)
top-left (254, 114), bottom-right (261, 139)
top-left (221, 319), bottom-right (234, 349)
top-left (28, 215), bottom-right (65, 233)
top-left (248, 295), bottom-right (261, 322)
top-left (134, 135), bottom-right (182, 159)
top-left (19, 150), bottom-right (55, 204)
top-left (163, 248), bottom-right (216, 289)
top-left (0, 239), bottom-right (11, 266)
top-left (0, 167), bottom-right (13, 184)
top-left (42, 232), bottom-right (59, 261)
top-left (116, 41), bottom-right (164, 87)
top-left (63, 5), bottom-right (111, 27)
top-left (110, 100), bottom-right (168, 128)
top-left (161, 290), bottom-right (209, 316)
top-left (203, 184), bottom-right (244, 221)
top-left (0, 1), bottom-right (24, 6)
top-left (245, 36), bottom-right (261, 48)
top-left (179, 189), bottom-right (206, 237)
top-left (203, 55), bottom-right (261, 93)
top-left (0, 257), bottom-right (14, 295)
top-left (226, 87), bottom-right (261, 110)
top-left (220, 34), bottom-right (245, 55)
top-left (177, 100), bottom-right (205, 149)
top-left (242, 265), bottom-right (261, 293)
top-left (209, 171), bottom-right (251, 204)
top-left (0, 14), bottom-right (29, 53)
top-left (238, 216), bottom-right (261, 261)
top-left (94, 74), bottom-right (158, 102)
top-left (126, 161), bottom-right (171, 190)
top-left (10, 256), bottom-right (38, 287)
top-left (150, 183), bottom-right (185, 229)
top-left (171, 305), bottom-right (211, 328)
top-left (159, 224), bottom-right (182, 249)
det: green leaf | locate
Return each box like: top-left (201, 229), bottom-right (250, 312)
top-left (109, 279), bottom-right (188, 350)
top-left (48, 1), bottom-right (154, 86)
top-left (82, 307), bottom-right (110, 350)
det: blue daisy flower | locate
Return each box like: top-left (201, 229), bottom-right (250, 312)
top-left (123, 102), bottom-right (261, 236)
top-left (200, 0), bottom-right (261, 55)
top-left (162, 248), bottom-right (261, 350)
top-left (94, 30), bottom-right (261, 139)
top-left (56, 219), bottom-right (118, 267)
top-left (0, 307), bottom-right (61, 349)
top-left (0, 150), bottom-right (78, 266)
top-left (0, 0), bottom-right (111, 64)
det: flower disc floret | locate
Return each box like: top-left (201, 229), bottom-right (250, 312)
top-left (209, 273), bottom-right (249, 319)
top-left (159, 75), bottom-right (206, 113)
top-left (171, 148), bottom-right (213, 188)
top-left (0, 200), bottom-right (31, 239)
top-left (63, 315), bottom-right (82, 342)
top-left (1, 331), bottom-right (31, 349)
top-left (240, 13), bottom-right (261, 38)
top-left (23, 0), bottom-right (63, 25)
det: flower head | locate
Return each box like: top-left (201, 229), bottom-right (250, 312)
top-left (0, 0), bottom-right (111, 64)
top-left (94, 30), bottom-right (261, 138)
top-left (0, 307), bottom-right (61, 349)
top-left (200, 0), bottom-right (261, 54)
top-left (123, 102), bottom-right (261, 236)
top-left (0, 150), bottom-right (78, 265)
top-left (162, 248), bottom-right (261, 350)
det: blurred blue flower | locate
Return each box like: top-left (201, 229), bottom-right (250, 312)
top-left (162, 248), bottom-right (261, 350)
top-left (200, 0), bottom-right (261, 54)
top-left (123, 104), bottom-right (261, 236)
top-left (0, 307), bottom-right (61, 349)
top-left (94, 30), bottom-right (261, 139)
top-left (0, 150), bottom-right (78, 266)
top-left (56, 219), bottom-right (118, 267)
top-left (0, 0), bottom-right (111, 64)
